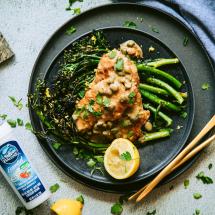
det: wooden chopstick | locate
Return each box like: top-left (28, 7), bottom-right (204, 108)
top-left (134, 115), bottom-right (215, 202)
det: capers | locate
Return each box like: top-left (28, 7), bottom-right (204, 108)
top-left (109, 82), bottom-right (120, 92)
top-left (124, 81), bottom-right (132, 89)
top-left (111, 127), bottom-right (119, 133)
top-left (103, 88), bottom-right (113, 95)
top-left (121, 119), bottom-right (132, 127)
top-left (107, 121), bottom-right (113, 128)
top-left (120, 94), bottom-right (129, 102)
top-left (145, 121), bottom-right (153, 132)
top-left (102, 130), bottom-right (111, 136)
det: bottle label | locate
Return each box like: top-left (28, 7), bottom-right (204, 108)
top-left (0, 141), bottom-right (46, 202)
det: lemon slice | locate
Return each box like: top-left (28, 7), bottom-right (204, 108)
top-left (104, 138), bottom-right (140, 179)
top-left (51, 199), bottom-right (83, 215)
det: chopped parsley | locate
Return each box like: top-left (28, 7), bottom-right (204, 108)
top-left (194, 209), bottom-right (200, 215)
top-left (111, 202), bottom-right (123, 215)
top-left (146, 209), bottom-right (156, 215)
top-left (78, 89), bottom-right (85, 98)
top-left (87, 100), bottom-right (102, 117)
top-left (193, 193), bottom-right (202, 199)
top-left (208, 163), bottom-right (213, 170)
top-left (76, 195), bottom-right (84, 204)
top-left (71, 7), bottom-right (81, 15)
top-left (73, 147), bottom-right (79, 155)
top-left (196, 171), bottom-right (213, 184)
top-left (180, 111), bottom-right (187, 119)
top-left (123, 21), bottom-right (137, 29)
top-left (184, 179), bottom-right (189, 189)
top-left (127, 130), bottom-right (134, 138)
top-left (0, 114), bottom-right (7, 120)
top-left (151, 26), bottom-right (159, 33)
top-left (96, 93), bottom-right (103, 105)
top-left (25, 122), bottom-right (33, 131)
top-left (201, 83), bottom-right (210, 90)
top-left (66, 26), bottom-right (76, 35)
top-left (120, 151), bottom-right (132, 161)
top-left (7, 119), bottom-right (17, 128)
top-left (50, 183), bottom-right (60, 193)
top-left (108, 50), bottom-right (117, 59)
top-left (52, 142), bottom-right (62, 150)
top-left (87, 158), bottom-right (96, 168)
top-left (128, 92), bottom-right (135, 104)
top-left (65, 0), bottom-right (83, 10)
top-left (8, 96), bottom-right (23, 110)
top-left (94, 155), bottom-right (104, 163)
top-left (183, 36), bottom-right (189, 46)
top-left (17, 118), bottom-right (24, 126)
top-left (114, 58), bottom-right (124, 71)
top-left (103, 97), bottom-right (110, 107)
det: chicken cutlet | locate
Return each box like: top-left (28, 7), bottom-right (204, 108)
top-left (72, 41), bottom-right (150, 143)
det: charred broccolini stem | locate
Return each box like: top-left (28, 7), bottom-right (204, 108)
top-left (146, 77), bottom-right (184, 104)
top-left (143, 130), bottom-right (171, 142)
top-left (146, 58), bottom-right (179, 68)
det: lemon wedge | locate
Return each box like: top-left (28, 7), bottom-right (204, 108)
top-left (51, 199), bottom-right (83, 215)
top-left (104, 138), bottom-right (140, 179)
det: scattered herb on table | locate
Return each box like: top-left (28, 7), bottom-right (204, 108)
top-left (96, 93), bottom-right (103, 105)
top-left (50, 183), bottom-right (60, 193)
top-left (196, 171), bottom-right (213, 184)
top-left (201, 83), bottom-right (210, 90)
top-left (65, 0), bottom-right (83, 10)
top-left (76, 194), bottom-right (84, 204)
top-left (8, 96), bottom-right (23, 110)
top-left (17, 118), bottom-right (24, 126)
top-left (151, 26), bottom-right (159, 33)
top-left (0, 114), bottom-right (7, 120)
top-left (52, 142), bottom-right (62, 150)
top-left (193, 193), bottom-right (202, 199)
top-left (71, 7), bottom-right (81, 15)
top-left (123, 21), bottom-right (137, 29)
top-left (183, 36), bottom-right (189, 46)
top-left (7, 119), bottom-right (17, 128)
top-left (94, 155), bottom-right (104, 163)
top-left (146, 209), bottom-right (156, 215)
top-left (120, 151), bottom-right (132, 161)
top-left (194, 209), bottom-right (201, 215)
top-left (15, 206), bottom-right (33, 215)
top-left (25, 122), bottom-right (33, 131)
top-left (208, 163), bottom-right (213, 170)
top-left (111, 202), bottom-right (123, 215)
top-left (66, 26), bottom-right (76, 35)
top-left (184, 179), bottom-right (189, 189)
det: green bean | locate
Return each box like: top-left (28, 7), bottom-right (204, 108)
top-left (139, 83), bottom-right (169, 96)
top-left (137, 64), bottom-right (182, 89)
top-left (140, 89), bottom-right (181, 112)
top-left (146, 58), bottom-right (179, 68)
top-left (143, 103), bottom-right (173, 126)
top-left (146, 77), bottom-right (184, 104)
top-left (143, 130), bottom-right (171, 142)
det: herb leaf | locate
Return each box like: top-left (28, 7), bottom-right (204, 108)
top-left (103, 97), bottom-right (110, 107)
top-left (151, 26), bottom-right (159, 33)
top-left (87, 158), bottom-right (96, 168)
top-left (17, 118), bottom-right (24, 126)
top-left (123, 21), bottom-right (137, 29)
top-left (9, 96), bottom-right (23, 110)
top-left (184, 179), bottom-right (189, 189)
top-left (183, 36), bottom-right (189, 46)
top-left (52, 142), bottom-right (61, 150)
top-left (7, 119), bottom-right (17, 128)
top-left (25, 122), bottom-right (33, 131)
top-left (65, 0), bottom-right (83, 10)
top-left (128, 92), bottom-right (135, 104)
top-left (71, 8), bottom-right (81, 15)
top-left (196, 171), bottom-right (213, 184)
top-left (193, 193), bottom-right (202, 199)
top-left (108, 50), bottom-right (117, 59)
top-left (120, 151), bottom-right (132, 161)
top-left (115, 58), bottom-right (124, 71)
top-left (208, 163), bottom-right (213, 170)
top-left (76, 195), bottom-right (84, 204)
top-left (194, 209), bottom-right (200, 215)
top-left (180, 111), bottom-right (187, 119)
top-left (96, 93), bottom-right (103, 105)
top-left (147, 209), bottom-right (156, 215)
top-left (111, 202), bottom-right (123, 215)
top-left (0, 114), bottom-right (7, 120)
top-left (66, 26), bottom-right (76, 35)
top-left (201, 83), bottom-right (210, 90)
top-left (50, 183), bottom-right (60, 193)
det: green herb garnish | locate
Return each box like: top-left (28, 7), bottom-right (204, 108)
top-left (7, 119), bottom-right (17, 128)
top-left (78, 89), bottom-right (85, 98)
top-left (201, 83), bottom-right (210, 90)
top-left (208, 163), bottom-right (213, 170)
top-left (111, 202), bottom-right (123, 215)
top-left (128, 92), bottom-right (135, 104)
top-left (196, 171), bottom-right (213, 184)
top-left (94, 155), bottom-right (104, 163)
top-left (193, 193), bottom-right (202, 199)
top-left (194, 209), bottom-right (200, 215)
top-left (108, 50), bottom-right (117, 59)
top-left (114, 58), bottom-right (124, 71)
top-left (52, 142), bottom-right (61, 150)
top-left (17, 118), bottom-right (24, 126)
top-left (127, 130), bottom-right (134, 138)
top-left (123, 21), bottom-right (137, 29)
top-left (120, 151), bottom-right (132, 161)
top-left (50, 183), bottom-right (60, 193)
top-left (96, 93), bottom-right (103, 105)
top-left (65, 0), bottom-right (83, 10)
top-left (183, 36), bottom-right (189, 46)
top-left (0, 114), bottom-right (7, 120)
top-left (87, 158), bottom-right (96, 168)
top-left (103, 97), bottom-right (110, 107)
top-left (147, 210), bottom-right (156, 215)
top-left (151, 26), bottom-right (159, 33)
top-left (66, 26), bottom-right (76, 35)
top-left (71, 8), bottom-right (81, 15)
top-left (25, 122), bottom-right (33, 131)
top-left (180, 111), bottom-right (187, 119)
top-left (8, 96), bottom-right (23, 110)
top-left (76, 194), bottom-right (84, 204)
top-left (184, 179), bottom-right (189, 189)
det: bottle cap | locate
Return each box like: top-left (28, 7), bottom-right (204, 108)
top-left (0, 122), bottom-right (12, 140)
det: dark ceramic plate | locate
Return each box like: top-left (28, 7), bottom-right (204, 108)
top-left (28, 3), bottom-right (215, 193)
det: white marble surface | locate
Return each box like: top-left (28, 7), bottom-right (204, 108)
top-left (0, 1), bottom-right (215, 214)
